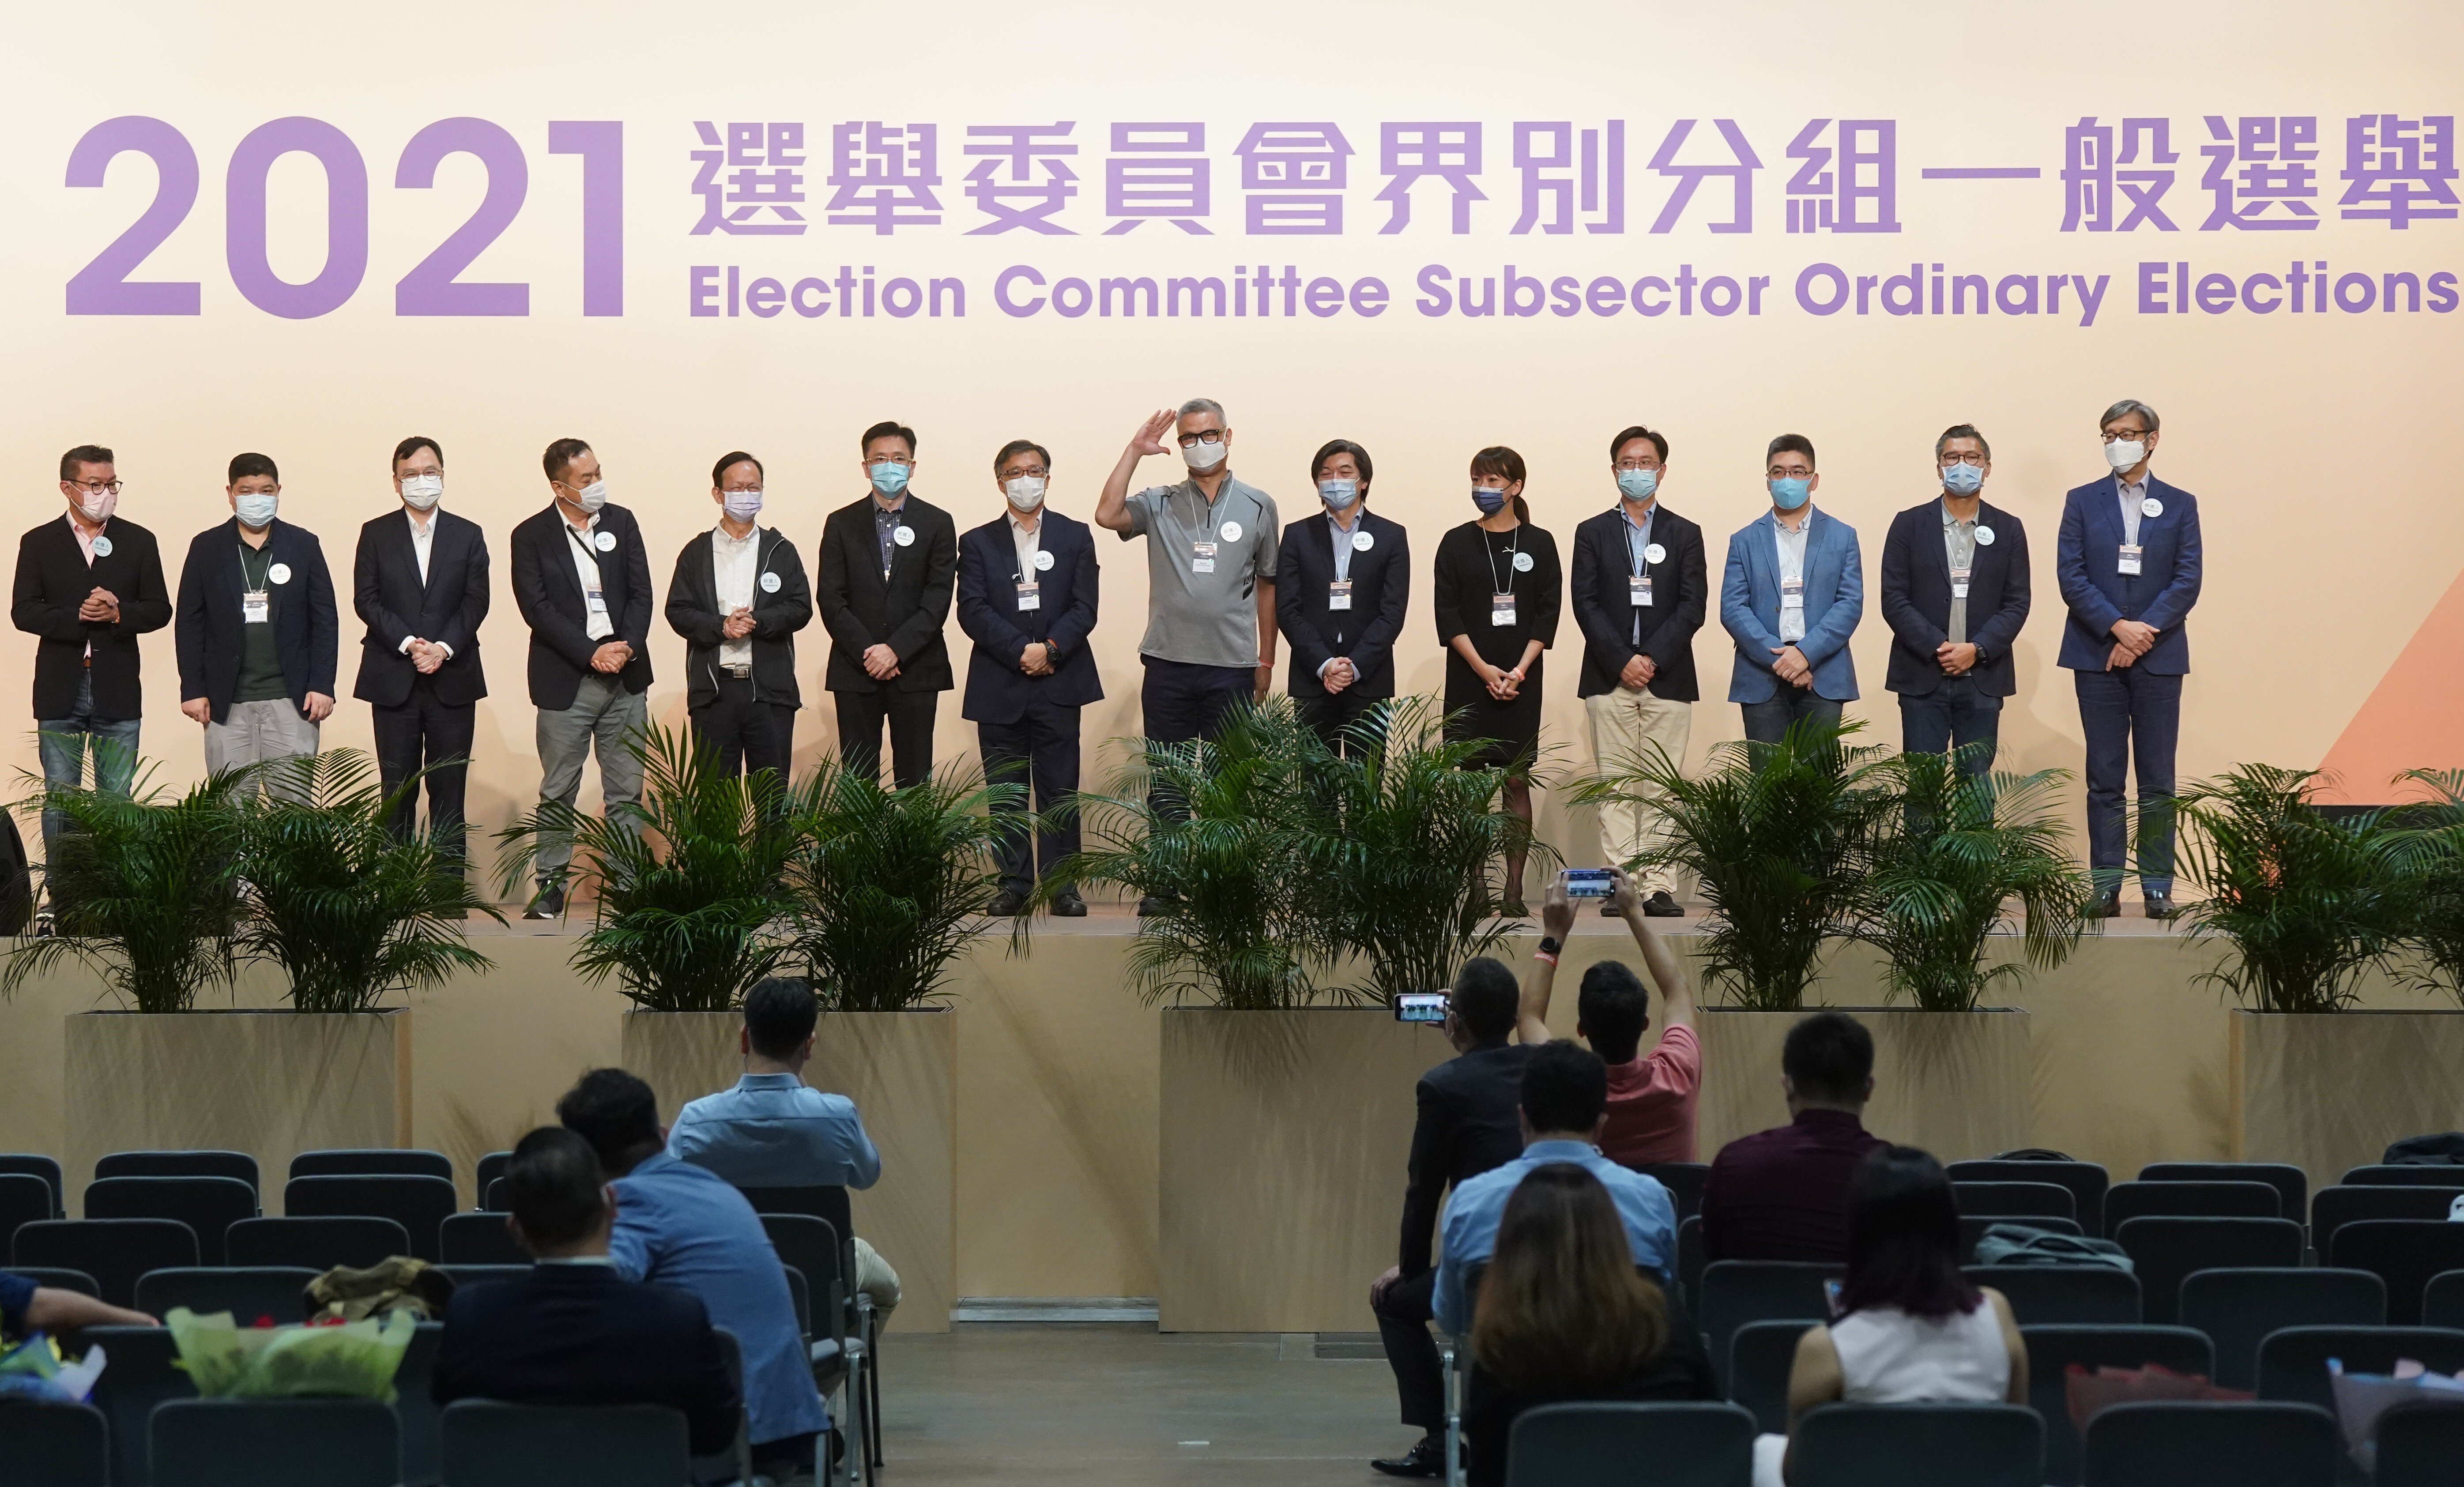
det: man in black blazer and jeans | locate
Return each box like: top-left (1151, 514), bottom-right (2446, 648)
top-left (818, 420), bottom-right (957, 788)
top-left (174, 452), bottom-right (339, 795)
top-left (956, 438), bottom-right (1100, 916)
top-left (510, 439), bottom-right (655, 918)
top-left (1368, 960), bottom-right (1537, 1477)
top-left (12, 444), bottom-right (172, 889)
top-left (1277, 437), bottom-right (1409, 749)
top-left (666, 451), bottom-right (812, 780)
top-left (1878, 423), bottom-right (2031, 775)
top-left (353, 436), bottom-right (488, 861)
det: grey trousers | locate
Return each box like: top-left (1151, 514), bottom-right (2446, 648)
top-left (533, 674), bottom-right (648, 881)
top-left (204, 698), bottom-right (320, 801)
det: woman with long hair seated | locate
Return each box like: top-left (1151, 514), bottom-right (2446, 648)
top-left (1466, 1162), bottom-right (1715, 1485)
top-left (1754, 1144), bottom-right (2030, 1487)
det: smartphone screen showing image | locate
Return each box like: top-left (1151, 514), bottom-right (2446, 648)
top-left (1394, 992), bottom-right (1449, 1024)
top-left (1563, 868), bottom-right (1616, 899)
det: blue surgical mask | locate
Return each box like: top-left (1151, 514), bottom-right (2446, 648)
top-left (1318, 478), bottom-right (1359, 510)
top-left (234, 490), bottom-right (279, 528)
top-left (1769, 476), bottom-right (1811, 511)
top-left (869, 461), bottom-right (910, 497)
top-left (1941, 463), bottom-right (1984, 497)
top-left (1616, 469), bottom-right (1658, 502)
top-left (1473, 487), bottom-right (1508, 516)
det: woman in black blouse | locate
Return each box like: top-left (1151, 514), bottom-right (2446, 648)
top-left (1432, 446), bottom-right (1561, 916)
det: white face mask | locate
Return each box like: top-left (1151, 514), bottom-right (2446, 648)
top-left (2104, 438), bottom-right (2146, 473)
top-left (399, 473), bottom-right (443, 511)
top-left (722, 488), bottom-right (764, 521)
top-left (234, 490), bottom-right (279, 529)
top-left (1181, 437), bottom-right (1226, 471)
top-left (1004, 476), bottom-right (1046, 512)
top-left (571, 479), bottom-right (609, 513)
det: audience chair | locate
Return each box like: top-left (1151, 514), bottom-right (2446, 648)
top-left (1503, 1400), bottom-right (1756, 1487)
top-left (12, 1266), bottom-right (97, 1297)
top-left (1637, 1163), bottom-right (1712, 1223)
top-left (472, 1151), bottom-right (510, 1211)
top-left (1677, 1213), bottom-right (1705, 1309)
top-left (434, 1264), bottom-right (526, 1289)
top-left (288, 1148), bottom-right (453, 1182)
top-left (765, 1213), bottom-right (868, 1447)
top-left (2178, 1267), bottom-right (2387, 1390)
top-left (1954, 1181), bottom-right (2079, 1222)
top-left (12, 1217), bottom-right (197, 1309)
top-left (1965, 1265), bottom-right (2140, 1326)
top-left (151, 1397), bottom-right (399, 1487)
top-left (1728, 1318), bottom-right (1815, 1433)
top-left (1949, 1159), bottom-right (2110, 1235)
top-left (2102, 1179), bottom-right (2281, 1235)
top-left (783, 1263), bottom-right (812, 1340)
top-left (2139, 1163), bottom-right (2308, 1234)
top-left (1959, 1215), bottom-right (2083, 1263)
top-left (0, 1152), bottom-right (64, 1217)
top-left (0, 1172), bottom-right (53, 1257)
top-left (225, 1215), bottom-right (409, 1272)
top-left (2113, 1216), bottom-right (2304, 1325)
top-left (1792, 1402), bottom-right (2043, 1487)
top-left (83, 1324), bottom-right (192, 1487)
top-left (2332, 1220), bottom-right (2464, 1326)
top-left (2255, 1326), bottom-right (2464, 1414)
top-left (698, 1326), bottom-right (754, 1487)
top-left (2372, 1399), bottom-right (2464, 1487)
top-left (2313, 1186), bottom-right (2464, 1265)
top-left (2421, 1269), bottom-right (2464, 1331)
top-left (2343, 1165), bottom-right (2464, 1188)
top-left (439, 1211), bottom-right (529, 1267)
top-left (482, 1177), bottom-right (509, 1212)
top-left (1696, 1261), bottom-right (1841, 1392)
top-left (283, 1174), bottom-right (457, 1262)
top-left (2078, 1400), bottom-right (2340, 1487)
top-left (83, 1176), bottom-right (257, 1266)
top-left (134, 1267), bottom-right (319, 1327)
top-left (437, 1400), bottom-right (691, 1487)
top-left (2021, 1324), bottom-right (2214, 1487)
top-left (94, 1151), bottom-right (259, 1198)
top-left (0, 1399), bottom-right (108, 1487)
top-left (396, 1321), bottom-right (446, 1487)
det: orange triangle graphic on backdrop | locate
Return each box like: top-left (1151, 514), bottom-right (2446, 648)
top-left (2315, 564), bottom-right (2464, 805)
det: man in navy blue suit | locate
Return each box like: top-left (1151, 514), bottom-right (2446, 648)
top-left (2056, 399), bottom-right (2203, 919)
top-left (957, 439), bottom-right (1100, 917)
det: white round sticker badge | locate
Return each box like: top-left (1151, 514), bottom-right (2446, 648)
top-left (760, 571), bottom-right (782, 593)
top-left (2141, 497), bottom-right (2164, 519)
top-left (267, 562), bottom-right (293, 585)
top-left (1034, 550), bottom-right (1055, 571)
top-left (1644, 542), bottom-right (1667, 565)
top-left (90, 535), bottom-right (112, 557)
top-left (1974, 526), bottom-right (1996, 546)
top-left (594, 530), bottom-right (617, 552)
top-left (1218, 521), bottom-right (1243, 543)
top-left (1353, 530), bottom-right (1375, 553)
top-left (893, 525), bottom-right (915, 547)
top-left (1513, 551), bottom-right (1536, 573)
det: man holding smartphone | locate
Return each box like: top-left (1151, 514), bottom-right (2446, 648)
top-left (1517, 867), bottom-right (1702, 1165)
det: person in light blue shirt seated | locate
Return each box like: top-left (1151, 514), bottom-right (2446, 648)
top-left (559, 1066), bottom-right (830, 1483)
top-left (667, 977), bottom-right (902, 1321)
top-left (1434, 1041), bottom-right (1679, 1338)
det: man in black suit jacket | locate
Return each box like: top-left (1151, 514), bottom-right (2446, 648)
top-left (956, 439), bottom-right (1101, 916)
top-left (509, 439), bottom-right (656, 918)
top-left (174, 453), bottom-right (339, 796)
top-left (1368, 960), bottom-right (1538, 1477)
top-left (1569, 426), bottom-right (1707, 918)
top-left (1276, 438), bottom-right (1410, 750)
top-left (818, 420), bottom-right (957, 789)
top-left (353, 436), bottom-right (488, 858)
top-left (432, 1127), bottom-right (739, 1458)
top-left (11, 444), bottom-right (172, 879)
top-left (1878, 424), bottom-right (2031, 776)
top-left (666, 451), bottom-right (813, 780)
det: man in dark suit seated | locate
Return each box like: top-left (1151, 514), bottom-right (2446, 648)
top-left (1368, 959), bottom-right (1537, 1478)
top-left (432, 1126), bottom-right (738, 1458)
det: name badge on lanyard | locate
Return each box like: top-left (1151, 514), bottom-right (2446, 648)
top-left (243, 589), bottom-right (270, 624)
top-left (1781, 576), bottom-right (1805, 611)
top-left (1329, 579), bottom-right (1353, 612)
top-left (584, 572), bottom-right (610, 625)
top-left (2118, 543), bottom-right (2144, 577)
top-left (1491, 592), bottom-right (1517, 628)
top-left (1951, 566), bottom-right (1971, 600)
top-left (1192, 541), bottom-right (1217, 575)
top-left (1016, 580), bottom-right (1040, 612)
top-left (1630, 573), bottom-right (1654, 608)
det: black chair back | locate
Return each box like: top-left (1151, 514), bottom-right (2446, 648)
top-left (439, 1211), bottom-right (529, 1266)
top-left (0, 1172), bottom-right (54, 1258)
top-left (11, 1218), bottom-right (197, 1309)
top-left (94, 1151), bottom-right (259, 1197)
top-left (0, 1153), bottom-right (64, 1217)
top-left (482, 1176), bottom-right (509, 1212)
top-left (2343, 1165), bottom-right (2464, 1188)
top-left (395, 1321), bottom-right (445, 1487)
top-left (1727, 1318), bottom-right (1813, 1433)
top-left (2331, 1219), bottom-right (2464, 1326)
top-left (2311, 1184), bottom-right (2463, 1263)
top-left (225, 1215), bottom-right (411, 1272)
top-left (1503, 1400), bottom-right (1756, 1487)
top-left (2374, 1399), bottom-right (2464, 1487)
top-left (437, 1400), bottom-right (691, 1487)
top-left (1948, 1159), bottom-right (2109, 1235)
top-left (740, 1184), bottom-right (855, 1239)
top-left (2020, 1324), bottom-right (2213, 1487)
top-left (12, 1266), bottom-right (96, 1296)
top-left (0, 1399), bottom-right (107, 1487)
top-left (1954, 1181), bottom-right (2078, 1222)
top-left (782, 1263), bottom-right (812, 1340)
top-left (283, 1174), bottom-right (457, 1262)
top-left (1965, 1265), bottom-right (2140, 1326)
top-left (287, 1148), bottom-right (453, 1182)
top-left (2102, 1179), bottom-right (2280, 1235)
top-left (83, 1176), bottom-right (257, 1266)
top-left (2111, 1216), bottom-right (2304, 1325)
top-left (1696, 1261), bottom-right (1840, 1391)
top-left (2254, 1325), bottom-right (2464, 1413)
top-left (1637, 1163), bottom-right (1712, 1223)
top-left (760, 1214), bottom-right (845, 1347)
top-left (82, 1325), bottom-right (191, 1487)
top-left (2137, 1163), bottom-right (2307, 1233)
top-left (2176, 1267), bottom-right (2385, 1390)
top-left (1793, 1402), bottom-right (2043, 1487)
top-left (2077, 1400), bottom-right (2339, 1487)
top-left (133, 1267), bottom-right (319, 1327)
top-left (150, 1398), bottom-right (398, 1487)
top-left (2423, 1269), bottom-right (2464, 1331)
top-left (473, 1151), bottom-right (512, 1210)
top-left (1677, 1212), bottom-right (1704, 1307)
top-left (1960, 1215), bottom-right (2083, 1264)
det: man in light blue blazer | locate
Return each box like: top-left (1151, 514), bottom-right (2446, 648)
top-left (1721, 433), bottom-right (1863, 742)
top-left (2055, 398), bottom-right (2202, 920)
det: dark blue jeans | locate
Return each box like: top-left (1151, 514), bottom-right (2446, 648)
top-left (1899, 675), bottom-right (2003, 776)
top-left (1739, 687), bottom-right (1841, 745)
top-left (36, 672), bottom-right (141, 874)
top-left (2074, 666), bottom-right (2182, 894)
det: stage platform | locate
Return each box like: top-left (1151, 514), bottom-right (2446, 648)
top-left (2, 903), bottom-right (2456, 1331)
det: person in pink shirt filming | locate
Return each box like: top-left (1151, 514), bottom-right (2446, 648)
top-left (1517, 866), bottom-right (1701, 1165)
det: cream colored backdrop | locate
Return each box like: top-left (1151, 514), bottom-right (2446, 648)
top-left (4, 0), bottom-right (2460, 888)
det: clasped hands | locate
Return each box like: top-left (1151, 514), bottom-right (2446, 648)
top-left (2106, 618), bottom-right (2158, 671)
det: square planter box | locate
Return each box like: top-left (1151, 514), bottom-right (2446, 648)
top-left (1696, 1008), bottom-right (2032, 1163)
top-left (64, 1009), bottom-right (411, 1208)
top-left (2231, 1009), bottom-right (2464, 1196)
top-left (621, 1009), bottom-right (956, 1334)
top-left (1158, 1007), bottom-right (1453, 1334)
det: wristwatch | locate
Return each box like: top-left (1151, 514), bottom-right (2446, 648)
top-left (1537, 936), bottom-right (1563, 957)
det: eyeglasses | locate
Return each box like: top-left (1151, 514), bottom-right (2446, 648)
top-left (1613, 458), bottom-right (1662, 472)
top-left (1767, 467), bottom-right (1813, 479)
top-left (719, 486), bottom-right (762, 494)
top-left (2100, 430), bottom-right (2148, 443)
top-left (67, 479), bottom-right (123, 496)
top-left (1937, 453), bottom-right (1986, 467)
top-left (1001, 466), bottom-right (1049, 480)
top-left (1175, 433), bottom-right (1225, 448)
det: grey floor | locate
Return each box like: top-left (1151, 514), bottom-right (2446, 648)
top-left (877, 1324), bottom-right (1414, 1484)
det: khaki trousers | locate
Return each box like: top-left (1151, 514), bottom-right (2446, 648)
top-left (1584, 688), bottom-right (1691, 893)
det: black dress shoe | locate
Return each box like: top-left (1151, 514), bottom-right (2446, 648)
top-left (1370, 1434), bottom-right (1445, 1478)
top-left (2089, 891), bottom-right (2121, 919)
top-left (1643, 890), bottom-right (1684, 917)
top-left (1137, 895), bottom-right (1168, 916)
top-left (1601, 899), bottom-right (1622, 916)
top-left (985, 888), bottom-right (1028, 917)
top-left (2144, 892), bottom-right (2178, 921)
top-left (522, 882), bottom-right (566, 921)
top-left (1049, 887), bottom-right (1088, 917)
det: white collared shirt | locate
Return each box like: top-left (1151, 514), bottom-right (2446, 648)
top-left (1772, 511), bottom-right (1811, 644)
top-left (564, 512), bottom-right (612, 640)
top-left (1008, 510), bottom-right (1041, 580)
top-left (712, 521), bottom-right (761, 666)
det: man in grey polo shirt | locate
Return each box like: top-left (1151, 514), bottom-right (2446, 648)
top-left (1096, 398), bottom-right (1280, 911)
